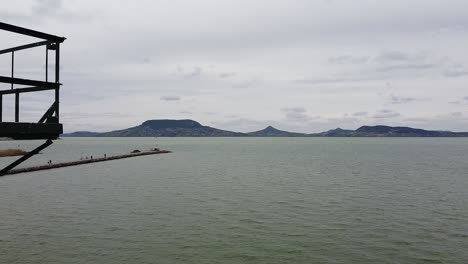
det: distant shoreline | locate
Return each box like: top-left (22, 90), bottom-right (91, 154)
top-left (62, 119), bottom-right (468, 138)
top-left (0, 149), bottom-right (28, 157)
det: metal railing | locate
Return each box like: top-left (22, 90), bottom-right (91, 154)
top-left (0, 22), bottom-right (65, 124)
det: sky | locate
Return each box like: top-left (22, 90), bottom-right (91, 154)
top-left (1, 0), bottom-right (468, 133)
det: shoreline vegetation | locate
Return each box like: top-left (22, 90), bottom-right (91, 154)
top-left (0, 149), bottom-right (28, 157)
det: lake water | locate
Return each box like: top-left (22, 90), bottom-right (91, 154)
top-left (1, 137), bottom-right (468, 263)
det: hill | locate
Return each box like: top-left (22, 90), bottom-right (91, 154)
top-left (247, 126), bottom-right (307, 137)
top-left (63, 120), bottom-right (468, 137)
top-left (65, 119), bottom-right (244, 137)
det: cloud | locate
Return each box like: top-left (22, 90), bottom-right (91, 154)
top-left (464, 96), bottom-right (468, 101)
top-left (33, 0), bottom-right (63, 16)
top-left (374, 50), bottom-right (425, 63)
top-left (372, 50), bottom-right (444, 74)
top-left (390, 95), bottom-right (419, 104)
top-left (281, 107), bottom-right (312, 121)
top-left (281, 107), bottom-right (307, 113)
top-left (4, 1), bottom-right (468, 133)
top-left (219, 72), bottom-right (236, 78)
top-left (444, 69), bottom-right (468, 78)
top-left (375, 63), bottom-right (438, 72)
top-left (160, 96), bottom-right (181, 101)
top-left (176, 66), bottom-right (203, 78)
top-left (292, 76), bottom-right (373, 85)
top-left (352, 111), bottom-right (368, 116)
top-left (372, 109), bottom-right (401, 119)
top-left (449, 101), bottom-right (461, 105)
top-left (231, 79), bottom-right (257, 89)
top-left (328, 55), bottom-right (369, 65)
top-left (0, 0), bottom-right (97, 23)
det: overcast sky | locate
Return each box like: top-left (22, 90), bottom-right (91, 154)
top-left (1, 0), bottom-right (468, 132)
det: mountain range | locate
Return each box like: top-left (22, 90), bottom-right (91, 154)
top-left (63, 119), bottom-right (468, 137)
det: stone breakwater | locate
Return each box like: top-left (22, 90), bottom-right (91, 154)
top-left (3, 150), bottom-right (171, 175)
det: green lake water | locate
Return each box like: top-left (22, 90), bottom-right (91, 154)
top-left (1, 137), bottom-right (467, 263)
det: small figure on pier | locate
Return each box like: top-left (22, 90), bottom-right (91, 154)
top-left (90, 155), bottom-right (93, 160)
top-left (48, 160), bottom-right (52, 165)
top-left (104, 154), bottom-right (107, 159)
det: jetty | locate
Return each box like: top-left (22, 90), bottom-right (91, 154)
top-left (3, 150), bottom-right (171, 176)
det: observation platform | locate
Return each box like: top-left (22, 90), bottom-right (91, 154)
top-left (0, 21), bottom-right (66, 176)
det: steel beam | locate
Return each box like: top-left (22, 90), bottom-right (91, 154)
top-left (0, 22), bottom-right (65, 43)
top-left (0, 76), bottom-right (61, 88)
top-left (0, 40), bottom-right (50, 55)
top-left (0, 86), bottom-right (56, 95)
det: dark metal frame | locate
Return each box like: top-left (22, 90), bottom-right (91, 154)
top-left (0, 22), bottom-right (66, 176)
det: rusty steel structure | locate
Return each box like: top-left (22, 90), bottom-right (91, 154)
top-left (0, 22), bottom-right (66, 176)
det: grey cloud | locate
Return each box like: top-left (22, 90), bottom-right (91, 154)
top-left (33, 0), bottom-right (63, 15)
top-left (281, 107), bottom-right (307, 113)
top-left (219, 72), bottom-right (236, 79)
top-left (444, 69), bottom-right (468, 77)
top-left (352, 111), bottom-right (368, 116)
top-left (452, 112), bottom-right (463, 117)
top-left (160, 96), bottom-right (181, 101)
top-left (281, 107), bottom-right (320, 123)
top-left (373, 50), bottom-right (444, 73)
top-left (374, 50), bottom-right (429, 63)
top-left (464, 96), bottom-right (468, 101)
top-left (449, 101), bottom-right (461, 105)
top-left (390, 95), bottom-right (419, 104)
top-left (293, 76), bottom-right (373, 85)
top-left (328, 55), bottom-right (369, 65)
top-left (372, 110), bottom-right (401, 119)
top-left (4, 1), bottom-right (468, 133)
top-left (375, 63), bottom-right (438, 72)
top-left (231, 79), bottom-right (257, 89)
top-left (176, 66), bottom-right (203, 78)
top-left (1, 0), bottom-right (97, 23)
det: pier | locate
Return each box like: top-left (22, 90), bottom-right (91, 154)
top-left (2, 150), bottom-right (171, 176)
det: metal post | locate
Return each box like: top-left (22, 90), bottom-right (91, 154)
top-left (15, 92), bottom-right (19, 122)
top-left (11, 51), bottom-right (14, 89)
top-left (55, 43), bottom-right (60, 121)
top-left (55, 88), bottom-right (59, 121)
top-left (55, 43), bottom-right (60, 83)
top-left (45, 46), bottom-right (48, 82)
top-left (0, 94), bottom-right (2, 122)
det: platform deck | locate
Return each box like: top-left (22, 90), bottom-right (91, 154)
top-left (0, 122), bottom-right (63, 139)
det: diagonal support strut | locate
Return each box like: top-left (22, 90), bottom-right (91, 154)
top-left (0, 139), bottom-right (53, 176)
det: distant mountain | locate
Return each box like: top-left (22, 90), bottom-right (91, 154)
top-left (247, 126), bottom-right (307, 137)
top-left (65, 119), bottom-right (244, 137)
top-left (311, 125), bottom-right (468, 137)
top-left (351, 125), bottom-right (468, 137)
top-left (63, 120), bottom-right (468, 137)
top-left (65, 131), bottom-right (101, 137)
top-left (313, 128), bottom-right (354, 137)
